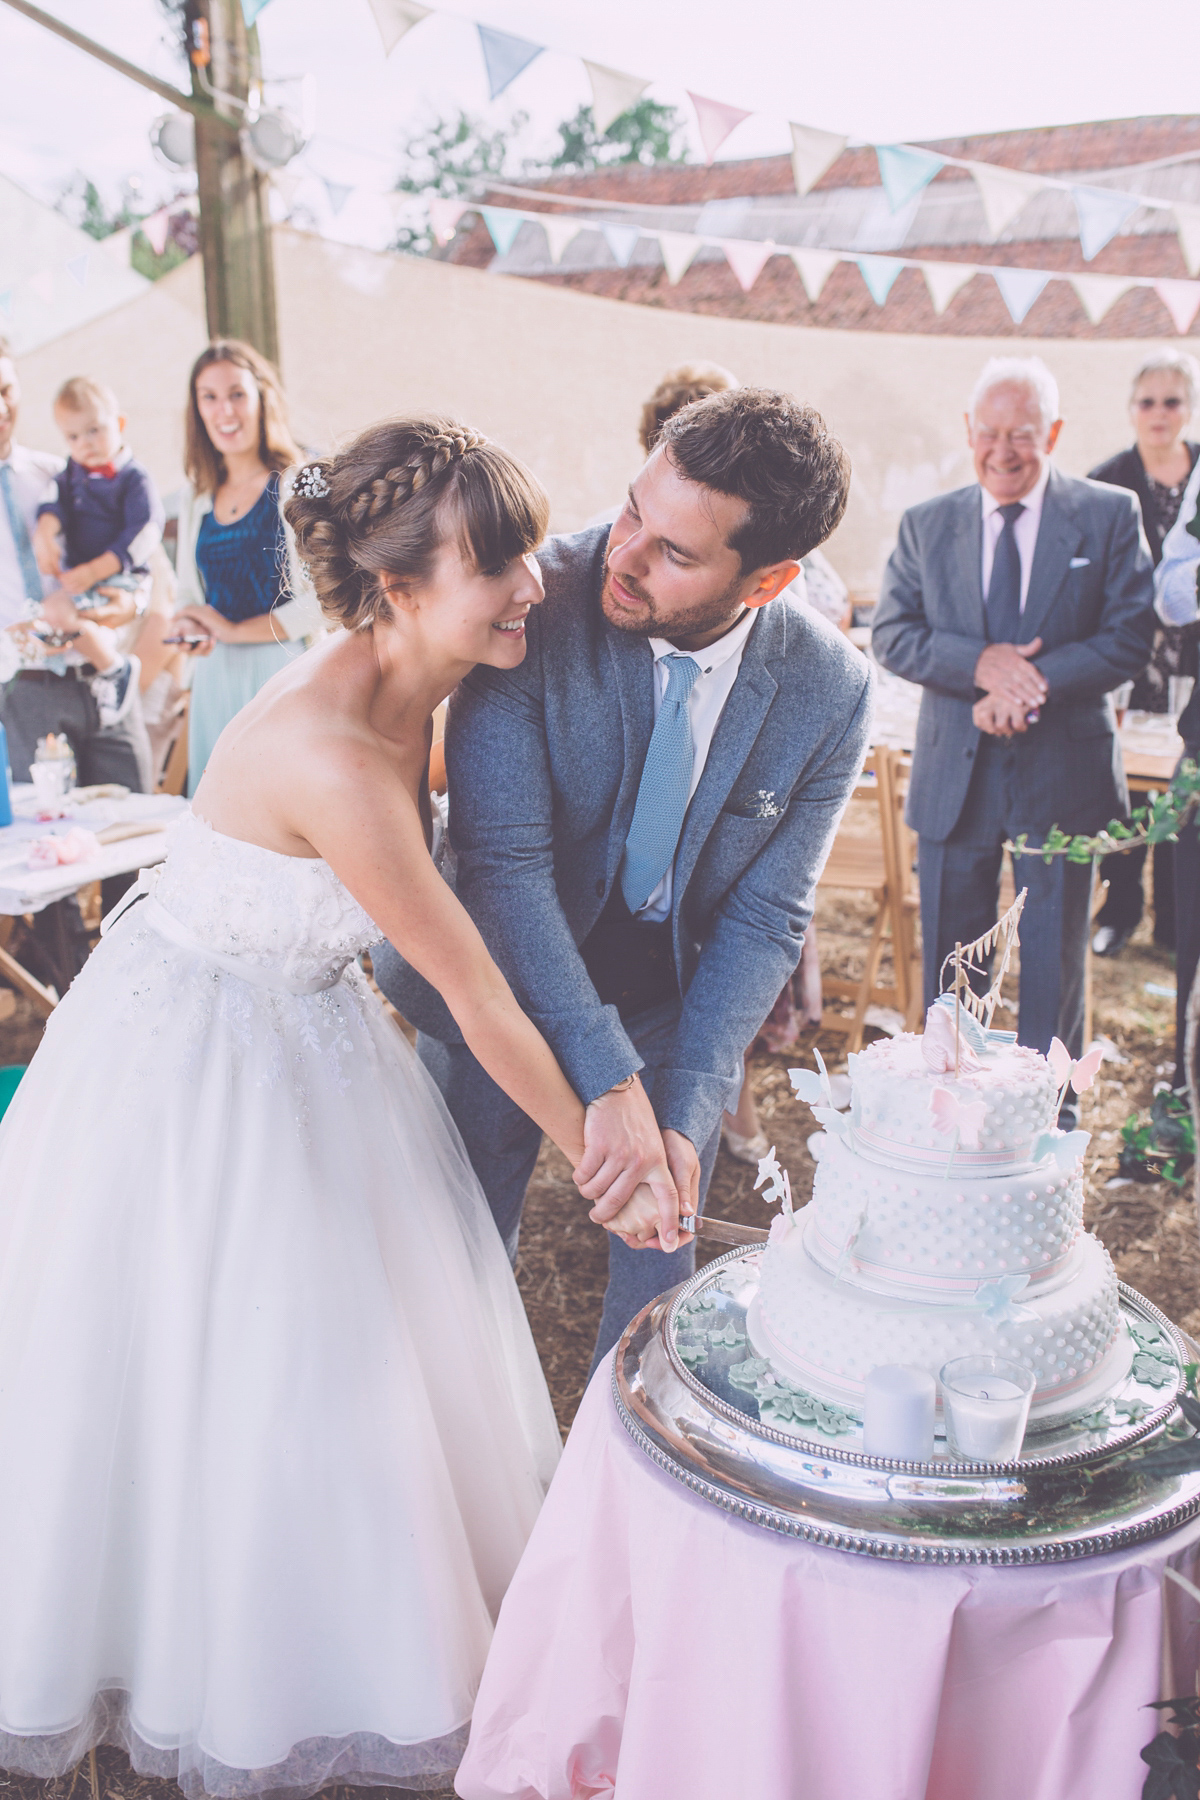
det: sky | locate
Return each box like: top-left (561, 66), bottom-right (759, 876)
top-left (3, 0), bottom-right (1200, 253)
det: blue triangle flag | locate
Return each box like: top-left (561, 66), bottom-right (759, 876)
top-left (481, 207), bottom-right (524, 257)
top-left (856, 255), bottom-right (904, 305)
top-left (66, 254), bottom-right (89, 287)
top-left (992, 266), bottom-right (1050, 323)
top-left (477, 24), bottom-right (543, 99)
top-left (603, 224), bottom-right (640, 267)
top-left (0, 291), bottom-right (10, 317)
top-left (1071, 185), bottom-right (1141, 262)
top-left (240, 0), bottom-right (273, 22)
top-left (875, 144), bottom-right (944, 214)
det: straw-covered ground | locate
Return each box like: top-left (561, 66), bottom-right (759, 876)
top-left (0, 873), bottom-right (1193, 1800)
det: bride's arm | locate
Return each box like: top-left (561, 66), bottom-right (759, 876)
top-left (298, 757), bottom-right (682, 1249)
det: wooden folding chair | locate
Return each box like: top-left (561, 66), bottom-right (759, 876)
top-left (159, 693), bottom-right (189, 797)
top-left (877, 748), bottom-right (924, 1029)
top-left (817, 750), bottom-right (908, 1053)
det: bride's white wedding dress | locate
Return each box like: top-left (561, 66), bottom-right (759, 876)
top-left (0, 811), bottom-right (562, 1798)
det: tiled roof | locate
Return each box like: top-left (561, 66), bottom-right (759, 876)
top-left (441, 116), bottom-right (1200, 338)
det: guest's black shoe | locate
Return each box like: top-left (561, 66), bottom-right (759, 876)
top-left (1092, 924), bottom-right (1133, 958)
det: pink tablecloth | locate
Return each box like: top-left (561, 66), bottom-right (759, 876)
top-left (457, 1360), bottom-right (1200, 1800)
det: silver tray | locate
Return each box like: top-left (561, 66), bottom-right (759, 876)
top-left (613, 1248), bottom-right (1200, 1564)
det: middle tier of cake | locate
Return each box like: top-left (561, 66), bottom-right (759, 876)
top-left (808, 1133), bottom-right (1083, 1299)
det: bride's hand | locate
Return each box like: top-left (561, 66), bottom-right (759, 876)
top-left (574, 1076), bottom-right (681, 1249)
top-left (603, 1180), bottom-right (677, 1250)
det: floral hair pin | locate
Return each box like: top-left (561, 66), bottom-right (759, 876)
top-left (294, 463), bottom-right (331, 499)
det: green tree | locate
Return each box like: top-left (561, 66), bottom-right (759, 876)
top-left (545, 99), bottom-right (688, 172)
top-left (55, 175), bottom-right (134, 241)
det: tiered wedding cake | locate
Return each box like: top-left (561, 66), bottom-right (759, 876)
top-left (747, 1003), bottom-right (1130, 1427)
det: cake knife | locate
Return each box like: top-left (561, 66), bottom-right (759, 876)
top-left (678, 1214), bottom-right (768, 1246)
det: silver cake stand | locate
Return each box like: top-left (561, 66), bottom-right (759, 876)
top-left (613, 1247), bottom-right (1200, 1564)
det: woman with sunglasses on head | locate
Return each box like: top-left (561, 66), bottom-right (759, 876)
top-left (1087, 351), bottom-right (1200, 960)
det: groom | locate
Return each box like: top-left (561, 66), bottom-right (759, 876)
top-left (375, 387), bottom-right (872, 1369)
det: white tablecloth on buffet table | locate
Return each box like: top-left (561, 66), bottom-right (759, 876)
top-left (0, 787), bottom-right (187, 914)
top-left (457, 1361), bottom-right (1200, 1800)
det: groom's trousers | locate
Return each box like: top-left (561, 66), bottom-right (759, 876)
top-left (417, 996), bottom-right (721, 1379)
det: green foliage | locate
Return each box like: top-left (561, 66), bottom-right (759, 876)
top-left (546, 99), bottom-right (689, 172)
top-left (130, 233), bottom-right (190, 281)
top-left (1119, 1088), bottom-right (1197, 1186)
top-left (1142, 1695), bottom-right (1200, 1799)
top-left (55, 176), bottom-right (135, 242)
top-left (1009, 762), bottom-right (1200, 866)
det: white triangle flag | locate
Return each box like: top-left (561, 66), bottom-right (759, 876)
top-left (583, 61), bottom-right (649, 135)
top-left (540, 216), bottom-right (580, 264)
top-left (367, 0), bottom-right (430, 56)
top-left (429, 197), bottom-right (467, 245)
top-left (992, 266), bottom-right (1050, 324)
top-left (720, 238), bottom-right (774, 293)
top-left (788, 247), bottom-right (840, 302)
top-left (688, 91), bottom-right (752, 165)
top-left (921, 261), bottom-right (976, 315)
top-left (1071, 185), bottom-right (1140, 261)
top-left (788, 123), bottom-right (847, 196)
top-left (270, 168), bottom-right (304, 207)
top-left (1069, 272), bottom-right (1134, 324)
top-left (966, 161), bottom-right (1042, 239)
top-left (1174, 204), bottom-right (1200, 278)
top-left (1155, 279), bottom-right (1200, 335)
top-left (658, 231), bottom-right (701, 284)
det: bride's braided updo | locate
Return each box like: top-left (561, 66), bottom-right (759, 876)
top-left (284, 414), bottom-right (549, 630)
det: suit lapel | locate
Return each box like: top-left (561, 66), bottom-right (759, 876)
top-left (955, 487), bottom-right (986, 638)
top-left (604, 625), bottom-right (656, 879)
top-left (672, 607), bottom-right (779, 906)
top-left (1019, 469), bottom-right (1083, 645)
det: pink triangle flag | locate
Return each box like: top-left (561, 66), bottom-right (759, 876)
top-left (1155, 279), bottom-right (1200, 335)
top-left (720, 238), bottom-right (774, 293)
top-left (429, 197), bottom-right (467, 246)
top-left (687, 91), bottom-right (752, 165)
top-left (142, 208), bottom-right (171, 255)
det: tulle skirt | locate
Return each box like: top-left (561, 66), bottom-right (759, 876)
top-left (0, 912), bottom-right (561, 1796)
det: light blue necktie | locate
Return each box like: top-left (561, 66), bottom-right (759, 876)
top-left (0, 461), bottom-right (43, 605)
top-left (621, 652), bottom-right (700, 913)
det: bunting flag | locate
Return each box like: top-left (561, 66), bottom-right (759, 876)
top-left (921, 260), bottom-right (976, 314)
top-left (1069, 272), bottom-right (1134, 324)
top-left (321, 180), bottom-right (354, 217)
top-left (789, 247), bottom-right (840, 301)
top-left (720, 237), bottom-right (774, 292)
top-left (0, 293), bottom-right (10, 318)
top-left (875, 144), bottom-right (944, 214)
top-left (270, 169), bottom-right (304, 208)
top-left (367, 0), bottom-right (430, 55)
top-left (477, 24), bottom-right (543, 99)
top-left (992, 266), bottom-right (1050, 323)
top-left (240, 0), bottom-right (272, 22)
top-left (966, 161), bottom-right (1042, 239)
top-left (480, 206), bottom-right (524, 255)
top-left (1174, 204), bottom-right (1200, 278)
top-left (141, 208), bottom-right (171, 255)
top-left (65, 255), bottom-right (89, 287)
top-left (688, 92), bottom-right (752, 165)
top-left (1155, 279), bottom-right (1200, 335)
top-left (856, 255), bottom-right (904, 305)
top-left (429, 196), bottom-right (468, 244)
top-left (658, 231), bottom-right (701, 284)
top-left (788, 123), bottom-right (848, 197)
top-left (1071, 185), bottom-right (1142, 262)
top-left (540, 216), bottom-right (580, 263)
top-left (583, 61), bottom-right (649, 134)
top-left (602, 224), bottom-right (640, 267)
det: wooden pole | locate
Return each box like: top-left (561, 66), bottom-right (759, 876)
top-left (190, 0), bottom-right (280, 363)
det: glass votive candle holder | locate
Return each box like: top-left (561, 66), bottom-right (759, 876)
top-left (939, 1355), bottom-right (1036, 1461)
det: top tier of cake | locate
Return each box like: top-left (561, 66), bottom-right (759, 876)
top-left (848, 1032), bottom-right (1060, 1171)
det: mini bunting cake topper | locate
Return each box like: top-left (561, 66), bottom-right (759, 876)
top-left (938, 887), bottom-right (1027, 1074)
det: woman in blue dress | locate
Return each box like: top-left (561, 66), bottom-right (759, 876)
top-left (175, 340), bottom-right (321, 792)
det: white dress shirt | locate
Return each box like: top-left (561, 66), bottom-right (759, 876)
top-left (635, 605), bottom-right (759, 923)
top-left (1156, 452), bottom-right (1200, 625)
top-left (0, 443), bottom-right (62, 628)
top-left (980, 459), bottom-right (1051, 614)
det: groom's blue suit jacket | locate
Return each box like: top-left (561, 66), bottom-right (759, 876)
top-left (374, 525), bottom-right (873, 1151)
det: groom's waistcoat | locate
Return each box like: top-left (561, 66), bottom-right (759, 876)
top-left (375, 526), bottom-right (872, 1145)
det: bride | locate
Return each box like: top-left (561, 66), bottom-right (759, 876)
top-left (0, 418), bottom-right (681, 1798)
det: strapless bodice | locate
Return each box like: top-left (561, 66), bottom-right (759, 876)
top-left (151, 810), bottom-right (382, 988)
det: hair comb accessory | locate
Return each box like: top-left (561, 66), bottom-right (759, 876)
top-left (294, 464), bottom-right (331, 499)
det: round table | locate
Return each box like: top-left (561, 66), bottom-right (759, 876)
top-left (456, 1359), bottom-right (1200, 1800)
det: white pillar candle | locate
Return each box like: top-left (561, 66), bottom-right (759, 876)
top-left (862, 1364), bottom-right (936, 1461)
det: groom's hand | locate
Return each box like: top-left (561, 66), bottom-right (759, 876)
top-left (662, 1130), bottom-right (700, 1222)
top-left (575, 1076), bottom-right (680, 1248)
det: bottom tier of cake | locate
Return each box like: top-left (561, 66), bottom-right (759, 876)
top-left (748, 1215), bottom-right (1129, 1426)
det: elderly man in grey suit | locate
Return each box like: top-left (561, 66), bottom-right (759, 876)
top-left (872, 356), bottom-right (1154, 1110)
top-left (375, 388), bottom-right (871, 1369)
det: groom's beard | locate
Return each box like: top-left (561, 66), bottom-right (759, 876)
top-left (600, 563), bottom-right (746, 643)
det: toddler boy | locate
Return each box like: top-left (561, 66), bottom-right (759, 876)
top-left (32, 375), bottom-right (164, 728)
